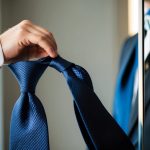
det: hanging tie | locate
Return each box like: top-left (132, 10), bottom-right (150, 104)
top-left (9, 61), bottom-right (50, 150)
top-left (40, 55), bottom-right (135, 150)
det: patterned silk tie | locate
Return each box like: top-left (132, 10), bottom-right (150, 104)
top-left (40, 56), bottom-right (135, 150)
top-left (9, 61), bottom-right (50, 150)
top-left (9, 56), bottom-right (135, 150)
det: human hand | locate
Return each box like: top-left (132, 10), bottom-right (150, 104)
top-left (0, 20), bottom-right (58, 64)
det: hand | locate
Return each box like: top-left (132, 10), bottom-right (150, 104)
top-left (0, 20), bottom-right (58, 64)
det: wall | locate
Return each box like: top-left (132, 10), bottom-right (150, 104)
top-left (1, 0), bottom-right (128, 149)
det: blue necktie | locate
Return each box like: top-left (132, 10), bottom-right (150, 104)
top-left (9, 61), bottom-right (50, 150)
top-left (113, 42), bottom-right (138, 134)
top-left (9, 56), bottom-right (135, 149)
top-left (40, 56), bottom-right (135, 150)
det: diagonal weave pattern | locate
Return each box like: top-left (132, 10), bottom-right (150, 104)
top-left (8, 55), bottom-right (135, 150)
top-left (9, 61), bottom-right (50, 150)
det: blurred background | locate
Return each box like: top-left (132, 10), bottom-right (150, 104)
top-left (0, 0), bottom-right (138, 149)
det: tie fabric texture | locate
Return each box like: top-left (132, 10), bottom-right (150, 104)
top-left (9, 61), bottom-right (50, 150)
top-left (9, 56), bottom-right (135, 150)
top-left (40, 56), bottom-right (135, 150)
top-left (113, 41), bottom-right (138, 134)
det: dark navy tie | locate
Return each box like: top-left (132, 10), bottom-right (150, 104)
top-left (40, 56), bottom-right (135, 150)
top-left (8, 56), bottom-right (135, 150)
top-left (9, 61), bottom-right (50, 150)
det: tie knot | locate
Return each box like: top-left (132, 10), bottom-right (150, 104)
top-left (40, 55), bottom-right (74, 72)
top-left (9, 61), bottom-right (48, 93)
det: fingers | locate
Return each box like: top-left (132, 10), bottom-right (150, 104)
top-left (30, 23), bottom-right (58, 52)
top-left (30, 23), bottom-right (52, 38)
top-left (23, 33), bottom-right (54, 58)
top-left (18, 20), bottom-right (58, 58)
top-left (25, 45), bottom-right (49, 60)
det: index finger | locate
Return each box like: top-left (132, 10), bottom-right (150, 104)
top-left (27, 32), bottom-right (58, 58)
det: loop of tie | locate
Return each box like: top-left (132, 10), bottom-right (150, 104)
top-left (39, 55), bottom-right (74, 72)
top-left (40, 56), bottom-right (94, 89)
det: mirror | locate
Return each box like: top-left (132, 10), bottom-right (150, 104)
top-left (0, 0), bottom-right (141, 150)
top-left (144, 0), bottom-right (150, 150)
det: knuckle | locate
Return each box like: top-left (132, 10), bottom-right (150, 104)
top-left (43, 30), bottom-right (52, 38)
top-left (21, 19), bottom-right (31, 24)
top-left (19, 20), bottom-right (31, 28)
